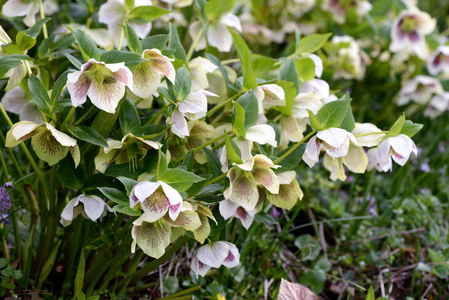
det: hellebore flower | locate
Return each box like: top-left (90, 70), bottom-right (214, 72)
top-left (390, 8), bottom-right (436, 59)
top-left (160, 0), bottom-right (193, 7)
top-left (192, 204), bottom-right (217, 244)
top-left (132, 49), bottom-right (175, 99)
top-left (224, 155), bottom-right (280, 211)
top-left (266, 171), bottom-right (303, 210)
top-left (0, 26), bottom-right (27, 91)
top-left (1, 86), bottom-right (42, 124)
top-left (189, 13), bottom-right (242, 52)
top-left (191, 241), bottom-right (240, 277)
top-left (163, 201), bottom-right (202, 233)
top-left (60, 194), bottom-right (114, 226)
top-left (2, 0), bottom-right (58, 27)
top-left (189, 57), bottom-right (218, 92)
top-left (219, 198), bottom-right (261, 230)
top-left (169, 90), bottom-right (218, 138)
top-left (299, 79), bottom-right (330, 100)
top-left (5, 121), bottom-right (79, 167)
top-left (397, 75), bottom-right (442, 106)
top-left (321, 0), bottom-right (372, 24)
top-left (129, 180), bottom-right (182, 222)
top-left (367, 134), bottom-right (417, 172)
top-left (427, 45), bottom-right (449, 76)
top-left (131, 215), bottom-right (172, 259)
top-left (302, 128), bottom-right (358, 168)
top-left (67, 58), bottom-right (133, 113)
top-left (424, 92), bottom-right (449, 118)
top-left (94, 133), bottom-right (161, 173)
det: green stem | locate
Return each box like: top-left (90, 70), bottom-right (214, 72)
top-left (221, 58), bottom-right (240, 65)
top-left (145, 105), bottom-right (170, 125)
top-left (38, 0), bottom-right (48, 39)
top-left (117, 26), bottom-right (125, 50)
top-left (0, 224), bottom-right (10, 261)
top-left (175, 132), bottom-right (228, 164)
top-left (159, 286), bottom-right (200, 299)
top-left (205, 92), bottom-right (243, 118)
top-left (60, 106), bottom-right (77, 129)
top-left (354, 131), bottom-right (388, 138)
top-left (186, 27), bottom-right (203, 61)
top-left (274, 130), bottom-right (316, 164)
top-left (205, 172), bottom-right (227, 186)
top-left (63, 218), bottom-right (83, 292)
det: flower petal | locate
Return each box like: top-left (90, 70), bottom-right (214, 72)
top-left (170, 108), bottom-right (189, 138)
top-left (245, 124), bottom-right (277, 147)
top-left (160, 181), bottom-right (183, 220)
top-left (87, 75), bottom-right (126, 113)
top-left (219, 199), bottom-right (238, 220)
top-left (80, 195), bottom-right (109, 222)
top-left (220, 241), bottom-right (240, 268)
top-left (31, 128), bottom-right (69, 165)
top-left (45, 122), bottom-right (76, 147)
top-left (136, 220), bottom-right (171, 259)
top-left (197, 242), bottom-right (229, 268)
top-left (267, 178), bottom-right (303, 210)
top-left (132, 61), bottom-right (162, 98)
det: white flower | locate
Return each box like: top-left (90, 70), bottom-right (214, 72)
top-left (390, 8), bottom-right (436, 59)
top-left (302, 128), bottom-right (358, 168)
top-left (130, 181), bottom-right (183, 222)
top-left (299, 79), bottom-right (329, 100)
top-left (219, 199), bottom-right (258, 230)
top-left (188, 57), bottom-right (218, 92)
top-left (321, 0), bottom-right (372, 24)
top-left (266, 171), bottom-right (303, 210)
top-left (397, 75), bottom-right (442, 106)
top-left (60, 194), bottom-right (114, 226)
top-left (2, 0), bottom-right (58, 27)
top-left (367, 134), bottom-right (417, 172)
top-left (189, 13), bottom-right (242, 52)
top-left (160, 0), bottom-right (192, 8)
top-left (427, 45), bottom-right (449, 76)
top-left (1, 86), bottom-right (42, 124)
top-left (191, 241), bottom-right (240, 277)
top-left (67, 58), bottom-right (133, 113)
top-left (329, 36), bottom-right (369, 80)
top-left (424, 92), bottom-right (449, 118)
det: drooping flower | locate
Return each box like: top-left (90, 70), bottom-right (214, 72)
top-left (94, 133), bottom-right (161, 173)
top-left (189, 13), bottom-right (242, 52)
top-left (328, 36), bottom-right (370, 80)
top-left (131, 215), bottom-right (172, 259)
top-left (5, 121), bottom-right (80, 167)
top-left (427, 45), bottom-right (449, 76)
top-left (189, 57), bottom-right (218, 92)
top-left (254, 84), bottom-right (286, 122)
top-left (132, 49), bottom-right (175, 99)
top-left (191, 204), bottom-right (217, 244)
top-left (67, 58), bottom-right (133, 113)
top-left (2, 0), bottom-right (58, 27)
top-left (129, 180), bottom-right (182, 222)
top-left (367, 134), bottom-right (418, 172)
top-left (266, 171), bottom-right (303, 210)
top-left (424, 92), bottom-right (449, 118)
top-left (191, 241), bottom-right (240, 277)
top-left (389, 8), bottom-right (436, 59)
top-left (1, 86), bottom-right (42, 124)
top-left (321, 0), bottom-right (372, 24)
top-left (60, 194), bottom-right (114, 226)
top-left (219, 196), bottom-right (262, 230)
top-left (302, 128), bottom-right (358, 168)
top-left (397, 75), bottom-right (442, 106)
top-left (0, 26), bottom-right (27, 91)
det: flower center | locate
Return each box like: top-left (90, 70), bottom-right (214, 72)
top-left (400, 16), bottom-right (419, 33)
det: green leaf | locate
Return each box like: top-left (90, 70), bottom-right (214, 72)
top-left (52, 33), bottom-right (75, 52)
top-left (74, 250), bottom-right (85, 299)
top-left (340, 104), bottom-right (356, 132)
top-left (16, 31), bottom-right (36, 52)
top-left (163, 276), bottom-right (179, 294)
top-left (24, 18), bottom-right (51, 38)
top-left (157, 150), bottom-right (168, 180)
top-left (119, 98), bottom-right (141, 135)
top-left (113, 205), bottom-right (141, 216)
top-left (385, 114), bottom-right (405, 138)
top-left (366, 286), bottom-right (375, 300)
top-left (51, 70), bottom-right (74, 106)
top-left (117, 176), bottom-right (138, 195)
top-left (0, 258), bottom-right (7, 269)
top-left (252, 55), bottom-right (277, 79)
top-left (100, 50), bottom-right (145, 71)
top-left (128, 6), bottom-right (170, 23)
top-left (2, 42), bottom-right (23, 55)
top-left (275, 144), bottom-right (306, 173)
top-left (38, 35), bottom-right (54, 58)
top-left (229, 28), bottom-right (258, 91)
top-left (98, 187), bottom-right (129, 205)
top-left (140, 124), bottom-right (168, 136)
top-left (279, 59), bottom-right (299, 94)
top-left (203, 147), bottom-right (222, 177)
top-left (64, 53), bottom-right (83, 69)
top-left (70, 27), bottom-right (100, 61)
top-left (37, 241), bottom-right (61, 289)
top-left (58, 157), bottom-right (86, 189)
top-left (315, 99), bottom-right (351, 129)
top-left (182, 149), bottom-right (195, 171)
top-left (399, 120), bottom-right (423, 138)
top-left (124, 0), bottom-right (134, 10)
top-left (204, 0), bottom-right (236, 19)
top-left (297, 33), bottom-right (332, 53)
top-left (172, 66), bottom-right (191, 100)
top-left (232, 102), bottom-right (246, 138)
top-left (0, 54), bottom-right (33, 78)
top-left (224, 132), bottom-right (243, 164)
top-left (158, 168), bottom-right (205, 193)
top-left (295, 57), bottom-right (315, 81)
top-left (370, 0), bottom-right (392, 17)
top-left (125, 22), bottom-right (142, 54)
top-left (28, 74), bottom-right (52, 116)
top-left (307, 109), bottom-right (322, 131)
top-left (141, 34), bottom-right (169, 51)
top-left (235, 90), bottom-right (259, 130)
top-left (275, 81), bottom-right (296, 116)
top-left (68, 126), bottom-right (109, 148)
top-left (168, 23), bottom-right (187, 61)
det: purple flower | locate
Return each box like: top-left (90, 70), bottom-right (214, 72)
top-left (0, 182), bottom-right (13, 214)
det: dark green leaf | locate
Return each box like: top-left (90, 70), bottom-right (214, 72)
top-left (70, 27), bottom-right (100, 61)
top-left (128, 6), bottom-right (170, 23)
top-left (28, 74), bottom-right (52, 116)
top-left (51, 70), bottom-right (74, 106)
top-left (98, 187), bottom-right (129, 205)
top-left (100, 50), bottom-right (145, 71)
top-left (235, 90), bottom-right (258, 130)
top-left (24, 18), bottom-right (51, 38)
top-left (58, 157), bottom-right (86, 190)
top-left (279, 59), bottom-right (299, 94)
top-left (203, 147), bottom-right (222, 177)
top-left (158, 168), bottom-right (205, 192)
top-left (117, 176), bottom-right (138, 195)
top-left (113, 205), bottom-right (141, 216)
top-left (168, 23), bottom-right (187, 61)
top-left (399, 120), bottom-right (422, 138)
top-left (172, 66), bottom-right (191, 100)
top-left (119, 98), bottom-right (141, 135)
top-left (68, 126), bottom-right (109, 148)
top-left (229, 28), bottom-right (258, 91)
top-left (0, 54), bottom-right (33, 78)
top-left (64, 52), bottom-right (83, 69)
top-left (141, 34), bottom-right (169, 50)
top-left (125, 22), bottom-right (142, 54)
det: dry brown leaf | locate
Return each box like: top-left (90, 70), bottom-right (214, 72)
top-left (278, 278), bottom-right (320, 300)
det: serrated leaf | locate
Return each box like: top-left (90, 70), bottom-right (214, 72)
top-left (158, 168), bottom-right (205, 193)
top-left (172, 66), bottom-right (191, 100)
top-left (141, 34), bottom-right (169, 50)
top-left (399, 120), bottom-right (422, 138)
top-left (98, 187), bottom-right (129, 205)
top-left (100, 50), bottom-right (144, 71)
top-left (28, 74), bottom-right (52, 116)
top-left (68, 126), bottom-right (109, 148)
top-left (0, 54), bottom-right (33, 78)
top-left (229, 28), bottom-right (258, 91)
top-left (24, 18), bottom-right (51, 38)
top-left (168, 23), bottom-right (186, 61)
top-left (297, 33), bottom-right (332, 53)
top-left (64, 52), bottom-right (83, 69)
top-left (279, 59), bottom-right (299, 94)
top-left (70, 27), bottom-right (100, 61)
top-left (125, 22), bottom-right (142, 54)
top-left (204, 0), bottom-right (236, 19)
top-left (315, 99), bottom-right (351, 129)
top-left (119, 98), bottom-right (141, 135)
top-left (117, 176), bottom-right (139, 195)
top-left (224, 132), bottom-right (243, 164)
top-left (128, 5), bottom-right (170, 23)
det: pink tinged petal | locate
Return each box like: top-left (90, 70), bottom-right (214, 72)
top-left (132, 62), bottom-right (162, 98)
top-left (45, 123), bottom-right (77, 147)
top-left (389, 134), bottom-right (417, 165)
top-left (60, 197), bottom-right (80, 224)
top-left (171, 108), bottom-right (189, 138)
top-left (261, 84), bottom-right (285, 109)
top-left (67, 71), bottom-right (91, 107)
top-left (107, 62), bottom-right (133, 87)
top-left (130, 181), bottom-right (160, 208)
top-left (136, 221), bottom-right (171, 259)
top-left (80, 195), bottom-right (108, 222)
top-left (410, 35), bottom-right (427, 59)
top-left (252, 166), bottom-right (279, 194)
top-left (377, 140), bottom-right (393, 168)
top-left (160, 181), bottom-right (183, 220)
top-left (2, 0), bottom-right (32, 18)
top-left (87, 75), bottom-right (126, 113)
top-left (208, 23), bottom-right (233, 52)
top-left (245, 124), bottom-right (277, 147)
top-left (219, 199), bottom-right (238, 220)
top-left (302, 136), bottom-right (320, 168)
top-left (191, 254), bottom-right (211, 277)
top-left (220, 13), bottom-right (242, 32)
top-left (230, 172), bottom-right (259, 211)
top-left (220, 241), bottom-right (240, 268)
top-left (143, 49), bottom-right (176, 83)
top-left (317, 128), bottom-right (349, 149)
top-left (300, 79), bottom-right (330, 99)
top-left (235, 207), bottom-right (254, 230)
top-left (179, 90), bottom-right (208, 118)
top-left (197, 242), bottom-right (230, 269)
